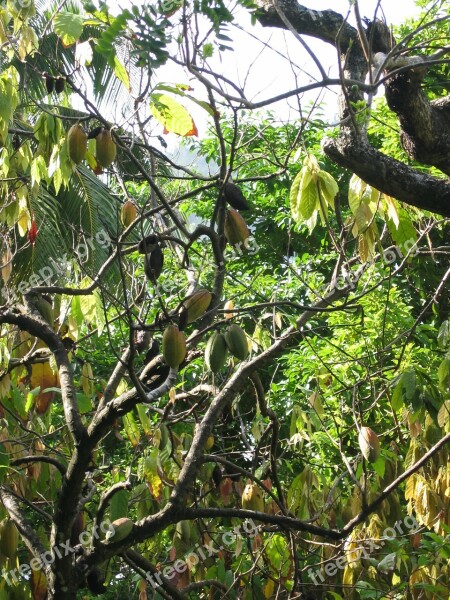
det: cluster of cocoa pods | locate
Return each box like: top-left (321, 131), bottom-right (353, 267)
top-left (67, 123), bottom-right (116, 169)
top-left (205, 323), bottom-right (249, 372)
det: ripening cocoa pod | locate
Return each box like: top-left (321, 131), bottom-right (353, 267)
top-left (0, 519), bottom-right (19, 558)
top-left (162, 324), bottom-right (186, 369)
top-left (224, 183), bottom-right (249, 211)
top-left (182, 289), bottom-right (212, 324)
top-left (105, 517), bottom-right (133, 543)
top-left (67, 123), bottom-right (87, 165)
top-left (96, 128), bottom-right (117, 168)
top-left (241, 482), bottom-right (264, 513)
top-left (205, 332), bottom-right (228, 372)
top-left (55, 77), bottom-right (65, 94)
top-left (120, 200), bottom-right (138, 228)
top-left (204, 435), bottom-right (214, 450)
top-left (224, 324), bottom-right (249, 361)
top-left (224, 209), bottom-right (250, 247)
top-left (358, 426), bottom-right (380, 462)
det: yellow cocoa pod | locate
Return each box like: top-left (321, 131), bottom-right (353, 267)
top-left (67, 123), bottom-right (87, 164)
top-left (96, 128), bottom-right (117, 168)
top-left (120, 200), bottom-right (138, 228)
top-left (105, 517), bottom-right (133, 543)
top-left (224, 209), bottom-right (250, 247)
top-left (241, 482), bottom-right (264, 513)
top-left (204, 435), bottom-right (214, 450)
top-left (224, 324), bottom-right (249, 361)
top-left (182, 289), bottom-right (212, 324)
top-left (162, 324), bottom-right (186, 369)
top-left (0, 519), bottom-right (19, 558)
top-left (205, 332), bottom-right (228, 372)
top-left (358, 426), bottom-right (380, 462)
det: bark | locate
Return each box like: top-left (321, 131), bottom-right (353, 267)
top-left (255, 0), bottom-right (450, 217)
top-left (384, 66), bottom-right (450, 175)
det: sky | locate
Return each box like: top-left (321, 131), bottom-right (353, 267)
top-left (108, 1), bottom-right (422, 150)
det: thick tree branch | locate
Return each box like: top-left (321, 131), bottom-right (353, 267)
top-left (323, 136), bottom-right (450, 216)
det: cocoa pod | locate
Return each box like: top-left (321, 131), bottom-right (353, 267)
top-left (358, 426), bottom-right (380, 462)
top-left (205, 332), bottom-right (228, 372)
top-left (224, 183), bottom-right (249, 211)
top-left (144, 246), bottom-right (164, 283)
top-left (182, 289), bottom-right (212, 324)
top-left (105, 517), bottom-right (133, 543)
top-left (0, 519), bottom-right (19, 558)
top-left (137, 234), bottom-right (158, 254)
top-left (204, 435), bottom-right (214, 450)
top-left (55, 77), bottom-right (65, 94)
top-left (224, 324), bottom-right (249, 361)
top-left (67, 123), bottom-right (87, 164)
top-left (241, 482), bottom-right (264, 512)
top-left (224, 209), bottom-right (250, 247)
top-left (44, 74), bottom-right (55, 94)
top-left (120, 200), bottom-right (137, 227)
top-left (162, 324), bottom-right (186, 369)
top-left (212, 465), bottom-right (222, 487)
top-left (96, 128), bottom-right (117, 168)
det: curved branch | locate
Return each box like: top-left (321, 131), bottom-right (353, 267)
top-left (323, 136), bottom-right (450, 217)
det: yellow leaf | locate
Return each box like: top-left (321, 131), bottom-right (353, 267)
top-left (150, 94), bottom-right (198, 137)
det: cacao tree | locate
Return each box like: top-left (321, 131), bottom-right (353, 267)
top-left (0, 0), bottom-right (449, 599)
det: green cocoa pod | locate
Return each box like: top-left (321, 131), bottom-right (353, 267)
top-left (205, 332), bottom-right (228, 372)
top-left (224, 324), bottom-right (249, 361)
top-left (67, 123), bottom-right (87, 164)
top-left (96, 128), bottom-right (117, 168)
top-left (162, 324), bottom-right (186, 369)
top-left (105, 517), bottom-right (133, 543)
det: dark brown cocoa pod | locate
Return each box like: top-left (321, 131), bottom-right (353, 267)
top-left (144, 246), bottom-right (164, 283)
top-left (224, 183), bottom-right (249, 211)
top-left (55, 77), bottom-right (65, 94)
top-left (138, 235), bottom-right (159, 254)
top-left (45, 74), bottom-right (55, 93)
top-left (212, 465), bottom-right (222, 488)
top-left (87, 126), bottom-right (103, 140)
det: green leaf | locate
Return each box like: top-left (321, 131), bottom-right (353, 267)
top-left (113, 55), bottom-right (130, 91)
top-left (318, 170), bottom-right (338, 206)
top-left (123, 411), bottom-right (141, 447)
top-left (387, 207), bottom-right (417, 258)
top-left (437, 320), bottom-right (450, 349)
top-left (0, 443), bottom-right (9, 483)
top-left (299, 181), bottom-right (319, 221)
top-left (110, 490), bottom-right (129, 521)
top-left (54, 12), bottom-right (84, 46)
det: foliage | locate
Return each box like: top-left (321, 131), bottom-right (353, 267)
top-left (0, 0), bottom-right (449, 599)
